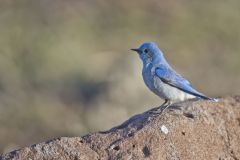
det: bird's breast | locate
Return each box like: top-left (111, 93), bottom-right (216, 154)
top-left (142, 64), bottom-right (156, 92)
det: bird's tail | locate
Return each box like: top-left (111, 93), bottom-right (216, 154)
top-left (196, 94), bottom-right (219, 102)
top-left (184, 89), bottom-right (219, 102)
top-left (204, 97), bottom-right (219, 102)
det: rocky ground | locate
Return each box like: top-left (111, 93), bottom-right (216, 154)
top-left (1, 96), bottom-right (240, 160)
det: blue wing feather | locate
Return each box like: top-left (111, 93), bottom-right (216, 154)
top-left (155, 67), bottom-right (212, 100)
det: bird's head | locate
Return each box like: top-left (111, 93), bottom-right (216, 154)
top-left (131, 42), bottom-right (163, 64)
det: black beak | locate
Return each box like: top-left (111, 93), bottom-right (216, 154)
top-left (131, 48), bottom-right (140, 53)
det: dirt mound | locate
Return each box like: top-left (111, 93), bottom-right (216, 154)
top-left (1, 96), bottom-right (240, 160)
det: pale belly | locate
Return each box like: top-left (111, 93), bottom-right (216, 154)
top-left (153, 76), bottom-right (195, 102)
top-left (142, 67), bottom-right (195, 102)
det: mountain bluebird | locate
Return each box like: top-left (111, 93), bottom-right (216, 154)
top-left (131, 42), bottom-right (216, 113)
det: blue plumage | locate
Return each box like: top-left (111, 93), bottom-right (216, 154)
top-left (131, 42), bottom-right (217, 112)
top-left (155, 67), bottom-right (212, 100)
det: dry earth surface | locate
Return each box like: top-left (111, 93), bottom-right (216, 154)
top-left (1, 96), bottom-right (240, 160)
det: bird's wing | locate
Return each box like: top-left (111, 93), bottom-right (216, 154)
top-left (155, 66), bottom-right (212, 100)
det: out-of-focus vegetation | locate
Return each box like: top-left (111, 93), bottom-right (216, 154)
top-left (0, 0), bottom-right (240, 153)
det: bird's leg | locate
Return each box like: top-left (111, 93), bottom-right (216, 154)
top-left (149, 99), bottom-right (170, 114)
top-left (160, 101), bottom-right (172, 113)
top-left (159, 99), bottom-right (169, 108)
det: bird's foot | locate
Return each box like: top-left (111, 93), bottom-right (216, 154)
top-left (148, 100), bottom-right (171, 115)
top-left (148, 107), bottom-right (162, 114)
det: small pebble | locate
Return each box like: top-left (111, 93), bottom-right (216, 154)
top-left (160, 125), bottom-right (169, 134)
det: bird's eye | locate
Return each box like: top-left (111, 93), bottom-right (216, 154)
top-left (144, 49), bottom-right (149, 54)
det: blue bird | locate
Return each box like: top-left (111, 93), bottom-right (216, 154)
top-left (131, 42), bottom-right (217, 112)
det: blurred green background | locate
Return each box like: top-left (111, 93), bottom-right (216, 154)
top-left (0, 0), bottom-right (240, 154)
